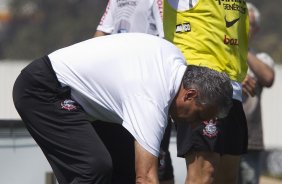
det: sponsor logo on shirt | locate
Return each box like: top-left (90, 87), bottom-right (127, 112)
top-left (117, 0), bottom-right (137, 8)
top-left (215, 0), bottom-right (246, 5)
top-left (225, 16), bottom-right (240, 28)
top-left (224, 34), bottom-right (239, 45)
top-left (214, 1), bottom-right (246, 45)
top-left (175, 23), bottom-right (191, 33)
top-left (215, 0), bottom-right (247, 14)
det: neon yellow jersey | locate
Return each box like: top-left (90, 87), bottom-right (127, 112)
top-left (164, 0), bottom-right (249, 82)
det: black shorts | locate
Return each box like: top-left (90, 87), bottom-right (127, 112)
top-left (13, 56), bottom-right (113, 184)
top-left (176, 100), bottom-right (248, 157)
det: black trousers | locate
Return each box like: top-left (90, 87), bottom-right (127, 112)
top-left (13, 57), bottom-right (114, 184)
top-left (92, 121), bottom-right (136, 184)
top-left (93, 119), bottom-right (175, 183)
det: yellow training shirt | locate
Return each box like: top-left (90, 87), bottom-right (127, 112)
top-left (164, 0), bottom-right (249, 82)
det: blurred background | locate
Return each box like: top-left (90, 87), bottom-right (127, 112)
top-left (1, 0), bottom-right (280, 62)
top-left (0, 0), bottom-right (281, 183)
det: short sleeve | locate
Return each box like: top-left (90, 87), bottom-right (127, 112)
top-left (96, 0), bottom-right (115, 34)
top-left (256, 52), bottom-right (275, 69)
top-left (152, 0), bottom-right (164, 37)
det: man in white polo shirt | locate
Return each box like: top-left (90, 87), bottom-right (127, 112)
top-left (13, 33), bottom-right (233, 184)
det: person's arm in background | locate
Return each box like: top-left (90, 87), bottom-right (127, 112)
top-left (243, 4), bottom-right (275, 97)
top-left (94, 0), bottom-right (114, 37)
top-left (135, 141), bottom-right (159, 184)
top-left (242, 52), bottom-right (275, 97)
top-left (247, 52), bottom-right (275, 87)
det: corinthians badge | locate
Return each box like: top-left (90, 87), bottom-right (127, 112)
top-left (61, 99), bottom-right (77, 111)
top-left (202, 119), bottom-right (218, 138)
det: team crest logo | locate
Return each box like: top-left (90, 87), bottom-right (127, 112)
top-left (61, 99), bottom-right (77, 111)
top-left (202, 119), bottom-right (218, 138)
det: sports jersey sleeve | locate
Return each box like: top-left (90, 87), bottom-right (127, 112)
top-left (121, 95), bottom-right (167, 157)
top-left (152, 0), bottom-right (164, 37)
top-left (96, 0), bottom-right (115, 34)
top-left (256, 52), bottom-right (275, 69)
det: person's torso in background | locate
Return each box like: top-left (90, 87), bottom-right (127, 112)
top-left (97, 0), bottom-right (163, 37)
top-left (163, 0), bottom-right (249, 83)
top-left (243, 52), bottom-right (275, 150)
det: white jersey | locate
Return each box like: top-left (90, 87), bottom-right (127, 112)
top-left (48, 33), bottom-right (186, 156)
top-left (97, 0), bottom-right (163, 37)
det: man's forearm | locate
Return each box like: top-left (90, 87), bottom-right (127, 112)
top-left (247, 52), bottom-right (274, 87)
top-left (135, 141), bottom-right (159, 184)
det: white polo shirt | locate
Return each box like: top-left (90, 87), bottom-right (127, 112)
top-left (48, 33), bottom-right (186, 156)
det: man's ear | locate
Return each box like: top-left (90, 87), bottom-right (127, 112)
top-left (184, 89), bottom-right (198, 101)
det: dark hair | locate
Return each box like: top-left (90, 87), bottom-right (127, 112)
top-left (182, 65), bottom-right (233, 118)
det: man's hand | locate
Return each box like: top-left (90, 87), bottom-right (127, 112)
top-left (242, 75), bottom-right (257, 97)
top-left (135, 141), bottom-right (159, 184)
